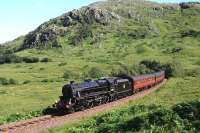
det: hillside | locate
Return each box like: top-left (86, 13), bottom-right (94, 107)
top-left (2, 1), bottom-right (199, 51)
top-left (0, 0), bottom-right (200, 130)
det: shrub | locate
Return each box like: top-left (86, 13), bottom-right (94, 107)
top-left (0, 77), bottom-right (9, 85)
top-left (173, 101), bottom-right (200, 121)
top-left (181, 29), bottom-right (200, 38)
top-left (39, 67), bottom-right (45, 71)
top-left (70, 24), bottom-right (93, 46)
top-left (63, 70), bottom-right (80, 80)
top-left (0, 78), bottom-right (17, 85)
top-left (136, 46), bottom-right (146, 54)
top-left (148, 108), bottom-right (182, 127)
top-left (5, 110), bottom-right (42, 123)
top-left (11, 55), bottom-right (23, 63)
top-left (58, 62), bottom-right (67, 66)
top-left (6, 113), bottom-right (25, 123)
top-left (140, 59), bottom-right (184, 78)
top-left (185, 68), bottom-right (200, 77)
top-left (41, 79), bottom-right (49, 82)
top-left (119, 115), bottom-right (148, 131)
top-left (9, 78), bottom-right (17, 85)
top-left (0, 54), bottom-right (23, 64)
top-left (40, 58), bottom-right (51, 63)
top-left (110, 66), bottom-right (129, 77)
top-left (196, 60), bottom-right (200, 66)
top-left (127, 29), bottom-right (148, 39)
top-left (63, 70), bottom-right (73, 79)
top-left (87, 67), bottom-right (104, 78)
top-left (140, 60), bottom-right (163, 72)
top-left (23, 80), bottom-right (31, 84)
top-left (22, 57), bottom-right (39, 63)
top-left (110, 62), bottom-right (138, 77)
top-left (0, 55), bottom-right (5, 64)
top-left (0, 54), bottom-right (42, 64)
top-left (168, 59), bottom-right (185, 77)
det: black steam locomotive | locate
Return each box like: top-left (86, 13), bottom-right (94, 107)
top-left (53, 71), bottom-right (165, 113)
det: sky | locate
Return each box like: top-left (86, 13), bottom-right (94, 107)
top-left (0, 0), bottom-right (199, 44)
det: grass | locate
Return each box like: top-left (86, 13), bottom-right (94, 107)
top-left (48, 100), bottom-right (200, 133)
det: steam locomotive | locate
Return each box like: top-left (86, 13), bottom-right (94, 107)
top-left (54, 71), bottom-right (165, 113)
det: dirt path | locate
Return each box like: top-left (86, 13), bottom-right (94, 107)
top-left (0, 80), bottom-right (166, 133)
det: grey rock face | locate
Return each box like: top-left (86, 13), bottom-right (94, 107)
top-left (64, 6), bottom-right (117, 25)
top-left (84, 7), bottom-right (116, 24)
top-left (22, 27), bottom-right (61, 49)
top-left (63, 16), bottom-right (73, 27)
top-left (21, 6), bottom-right (117, 49)
top-left (179, 2), bottom-right (200, 9)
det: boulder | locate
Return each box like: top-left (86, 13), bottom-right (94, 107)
top-left (84, 7), bottom-right (116, 24)
top-left (63, 16), bottom-right (73, 27)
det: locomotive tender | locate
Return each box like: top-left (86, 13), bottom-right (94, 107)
top-left (55, 71), bottom-right (165, 112)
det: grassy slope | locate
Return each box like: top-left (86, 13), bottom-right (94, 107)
top-left (0, 2), bottom-right (200, 126)
top-left (48, 8), bottom-right (200, 132)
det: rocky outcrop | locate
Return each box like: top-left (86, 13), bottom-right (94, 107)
top-left (60, 7), bottom-right (118, 26)
top-left (22, 26), bottom-right (64, 49)
top-left (21, 7), bottom-right (118, 49)
top-left (83, 7), bottom-right (117, 24)
top-left (179, 2), bottom-right (200, 9)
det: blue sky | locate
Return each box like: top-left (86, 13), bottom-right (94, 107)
top-left (0, 0), bottom-right (199, 43)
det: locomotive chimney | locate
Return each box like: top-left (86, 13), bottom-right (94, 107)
top-left (70, 81), bottom-right (74, 84)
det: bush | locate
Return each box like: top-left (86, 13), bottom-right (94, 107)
top-left (0, 54), bottom-right (23, 64)
top-left (5, 110), bottom-right (42, 123)
top-left (140, 59), bottom-right (184, 78)
top-left (9, 78), bottom-right (17, 85)
top-left (127, 29), bottom-right (148, 39)
top-left (58, 62), bottom-right (67, 66)
top-left (185, 68), bottom-right (200, 77)
top-left (140, 60), bottom-right (163, 71)
top-left (23, 80), bottom-right (31, 84)
top-left (6, 113), bottom-right (25, 123)
top-left (136, 46), bottom-right (146, 54)
top-left (41, 79), bottom-right (49, 82)
top-left (110, 65), bottom-right (129, 77)
top-left (40, 58), bottom-right (51, 63)
top-left (39, 67), bottom-right (45, 71)
top-left (119, 115), bottom-right (148, 131)
top-left (63, 70), bottom-right (73, 79)
top-left (170, 59), bottom-right (185, 77)
top-left (148, 108), bottom-right (182, 127)
top-left (0, 77), bottom-right (9, 85)
top-left (22, 57), bottom-right (39, 63)
top-left (173, 101), bottom-right (200, 121)
top-left (63, 70), bottom-right (80, 80)
top-left (86, 67), bottom-right (104, 78)
top-left (0, 54), bottom-right (42, 64)
top-left (110, 62), bottom-right (138, 77)
top-left (70, 24), bottom-right (93, 46)
top-left (181, 29), bottom-right (200, 38)
top-left (0, 77), bottom-right (17, 85)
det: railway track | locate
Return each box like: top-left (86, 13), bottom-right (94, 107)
top-left (0, 80), bottom-right (166, 133)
